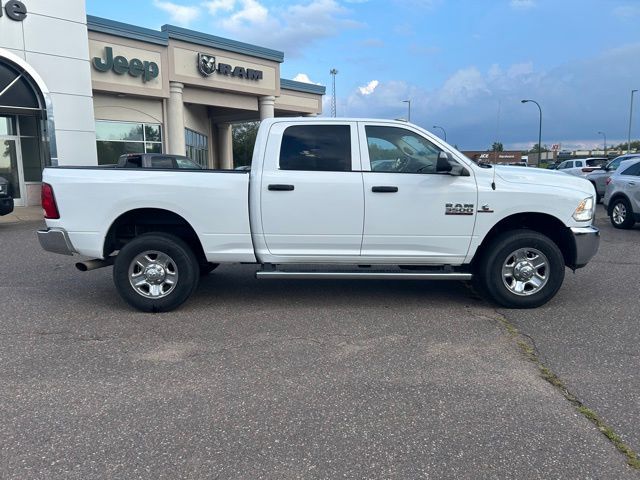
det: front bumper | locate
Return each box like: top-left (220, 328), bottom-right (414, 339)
top-left (571, 226), bottom-right (600, 269)
top-left (37, 228), bottom-right (76, 256)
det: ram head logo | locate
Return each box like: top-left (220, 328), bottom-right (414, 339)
top-left (198, 53), bottom-right (216, 77)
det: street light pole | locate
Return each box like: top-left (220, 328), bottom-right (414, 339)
top-left (597, 131), bottom-right (607, 157)
top-left (521, 99), bottom-right (542, 164)
top-left (402, 99), bottom-right (411, 122)
top-left (432, 125), bottom-right (447, 142)
top-left (627, 89), bottom-right (638, 154)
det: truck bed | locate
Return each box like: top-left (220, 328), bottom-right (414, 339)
top-left (42, 167), bottom-right (255, 262)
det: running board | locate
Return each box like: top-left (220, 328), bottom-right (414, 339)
top-left (256, 271), bottom-right (472, 281)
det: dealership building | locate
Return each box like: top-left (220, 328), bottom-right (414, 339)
top-left (0, 0), bottom-right (325, 206)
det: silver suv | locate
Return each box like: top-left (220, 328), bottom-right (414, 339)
top-left (603, 158), bottom-right (640, 229)
top-left (586, 154), bottom-right (640, 203)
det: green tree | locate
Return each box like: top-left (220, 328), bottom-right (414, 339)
top-left (529, 144), bottom-right (550, 153)
top-left (491, 142), bottom-right (504, 152)
top-left (613, 140), bottom-right (640, 151)
top-left (232, 122), bottom-right (260, 167)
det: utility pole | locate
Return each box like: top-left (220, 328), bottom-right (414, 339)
top-left (597, 131), bottom-right (607, 157)
top-left (330, 68), bottom-right (338, 118)
top-left (628, 89), bottom-right (637, 154)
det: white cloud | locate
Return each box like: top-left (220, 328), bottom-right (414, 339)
top-left (358, 80), bottom-right (379, 95)
top-left (612, 5), bottom-right (640, 19)
top-left (222, 0), bottom-right (268, 28)
top-left (509, 0), bottom-right (536, 9)
top-left (204, 0), bottom-right (360, 56)
top-left (436, 67), bottom-right (490, 107)
top-left (203, 0), bottom-right (236, 15)
top-left (152, 0), bottom-right (200, 26)
top-left (293, 73), bottom-right (322, 85)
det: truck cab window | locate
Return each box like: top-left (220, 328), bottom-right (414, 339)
top-left (279, 125), bottom-right (351, 172)
top-left (366, 126), bottom-right (442, 174)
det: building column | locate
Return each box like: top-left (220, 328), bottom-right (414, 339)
top-left (167, 82), bottom-right (185, 155)
top-left (217, 123), bottom-right (233, 169)
top-left (259, 95), bottom-right (276, 120)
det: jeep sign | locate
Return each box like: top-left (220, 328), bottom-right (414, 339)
top-left (0, 0), bottom-right (28, 21)
top-left (92, 47), bottom-right (159, 83)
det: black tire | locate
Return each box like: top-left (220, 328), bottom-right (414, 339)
top-left (609, 197), bottom-right (635, 229)
top-left (113, 232), bottom-right (199, 312)
top-left (476, 230), bottom-right (565, 309)
top-left (199, 262), bottom-right (219, 276)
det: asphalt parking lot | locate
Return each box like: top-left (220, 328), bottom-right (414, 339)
top-left (1, 207), bottom-right (638, 479)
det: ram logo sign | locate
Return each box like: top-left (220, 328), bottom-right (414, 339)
top-left (198, 53), bottom-right (216, 76)
top-left (196, 53), bottom-right (263, 81)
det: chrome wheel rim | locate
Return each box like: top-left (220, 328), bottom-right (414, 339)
top-left (612, 203), bottom-right (627, 225)
top-left (501, 247), bottom-right (549, 296)
top-left (128, 250), bottom-right (178, 299)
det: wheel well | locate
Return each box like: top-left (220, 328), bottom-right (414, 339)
top-left (474, 213), bottom-right (576, 268)
top-left (103, 208), bottom-right (206, 262)
top-left (606, 193), bottom-right (631, 215)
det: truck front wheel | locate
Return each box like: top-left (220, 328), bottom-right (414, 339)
top-left (113, 232), bottom-right (199, 312)
top-left (477, 230), bottom-right (565, 309)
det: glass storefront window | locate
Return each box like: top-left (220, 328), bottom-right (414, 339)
top-left (21, 137), bottom-right (44, 182)
top-left (18, 116), bottom-right (39, 137)
top-left (185, 128), bottom-right (208, 168)
top-left (96, 122), bottom-right (143, 142)
top-left (145, 125), bottom-right (162, 142)
top-left (96, 120), bottom-right (162, 165)
top-left (0, 116), bottom-right (16, 136)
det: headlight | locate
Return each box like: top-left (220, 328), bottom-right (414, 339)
top-left (573, 197), bottom-right (595, 222)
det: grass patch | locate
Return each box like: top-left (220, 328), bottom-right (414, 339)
top-left (492, 312), bottom-right (640, 470)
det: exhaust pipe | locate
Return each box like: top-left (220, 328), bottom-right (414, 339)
top-left (75, 257), bottom-right (115, 272)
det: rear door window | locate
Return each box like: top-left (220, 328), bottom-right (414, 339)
top-left (620, 162), bottom-right (640, 176)
top-left (279, 125), bottom-right (351, 172)
top-left (150, 156), bottom-right (177, 168)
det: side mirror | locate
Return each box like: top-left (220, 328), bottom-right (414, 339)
top-left (436, 152), bottom-right (452, 173)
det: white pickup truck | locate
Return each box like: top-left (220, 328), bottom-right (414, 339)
top-left (38, 118), bottom-right (599, 312)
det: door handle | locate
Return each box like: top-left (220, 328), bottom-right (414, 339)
top-left (372, 186), bottom-right (398, 193)
top-left (629, 182), bottom-right (636, 186)
top-left (268, 184), bottom-right (295, 191)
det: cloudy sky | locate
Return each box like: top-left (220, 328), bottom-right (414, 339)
top-left (86, 0), bottom-right (640, 150)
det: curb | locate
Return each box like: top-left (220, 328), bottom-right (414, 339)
top-left (0, 206), bottom-right (44, 225)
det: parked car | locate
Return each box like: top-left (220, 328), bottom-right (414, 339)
top-left (603, 158), bottom-right (640, 229)
top-left (116, 153), bottom-right (202, 169)
top-left (0, 177), bottom-right (14, 216)
top-left (37, 118), bottom-right (599, 312)
top-left (556, 157), bottom-right (608, 177)
top-left (586, 154), bottom-right (640, 203)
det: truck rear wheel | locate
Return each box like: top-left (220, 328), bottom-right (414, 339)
top-left (477, 230), bottom-right (565, 309)
top-left (113, 232), bottom-right (199, 312)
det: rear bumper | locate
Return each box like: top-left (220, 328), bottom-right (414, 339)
top-left (37, 228), bottom-right (76, 256)
top-left (571, 226), bottom-right (600, 269)
top-left (0, 196), bottom-right (13, 216)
